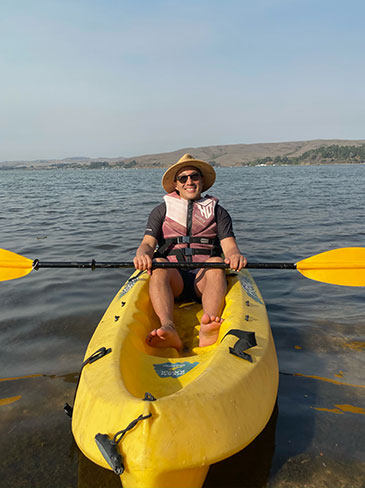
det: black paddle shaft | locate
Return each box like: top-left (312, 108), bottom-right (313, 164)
top-left (32, 260), bottom-right (296, 270)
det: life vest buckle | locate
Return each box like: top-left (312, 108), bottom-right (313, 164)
top-left (177, 236), bottom-right (191, 244)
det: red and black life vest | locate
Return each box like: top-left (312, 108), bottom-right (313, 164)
top-left (156, 191), bottom-right (221, 262)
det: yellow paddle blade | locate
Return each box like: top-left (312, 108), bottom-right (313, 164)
top-left (296, 247), bottom-right (365, 287)
top-left (0, 249), bottom-right (34, 282)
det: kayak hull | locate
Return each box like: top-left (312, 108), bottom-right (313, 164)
top-left (72, 269), bottom-right (278, 487)
top-left (121, 465), bottom-right (210, 488)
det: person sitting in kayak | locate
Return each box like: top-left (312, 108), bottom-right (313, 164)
top-left (134, 153), bottom-right (246, 350)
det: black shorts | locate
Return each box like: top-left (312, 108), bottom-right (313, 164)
top-left (175, 268), bottom-right (202, 303)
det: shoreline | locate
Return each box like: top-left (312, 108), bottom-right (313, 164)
top-left (1, 161), bottom-right (365, 171)
top-left (1, 139), bottom-right (365, 170)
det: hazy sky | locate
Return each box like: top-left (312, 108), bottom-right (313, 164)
top-left (1, 0), bottom-right (364, 161)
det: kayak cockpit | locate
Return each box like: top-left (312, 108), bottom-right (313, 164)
top-left (120, 299), bottom-right (220, 399)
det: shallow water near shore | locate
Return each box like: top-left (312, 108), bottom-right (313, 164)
top-left (1, 165), bottom-right (364, 487)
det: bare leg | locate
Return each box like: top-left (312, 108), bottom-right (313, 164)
top-left (146, 260), bottom-right (183, 350)
top-left (195, 257), bottom-right (227, 347)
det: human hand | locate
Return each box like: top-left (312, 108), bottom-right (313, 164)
top-left (224, 253), bottom-right (247, 272)
top-left (133, 254), bottom-right (153, 274)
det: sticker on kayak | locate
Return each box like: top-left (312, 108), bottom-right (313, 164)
top-left (118, 274), bottom-right (141, 299)
top-left (240, 274), bottom-right (264, 305)
top-left (153, 361), bottom-right (198, 378)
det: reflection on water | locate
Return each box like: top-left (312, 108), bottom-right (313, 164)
top-left (0, 373), bottom-right (79, 487)
top-left (1, 166), bottom-right (365, 487)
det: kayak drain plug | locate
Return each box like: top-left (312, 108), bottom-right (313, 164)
top-left (95, 434), bottom-right (124, 475)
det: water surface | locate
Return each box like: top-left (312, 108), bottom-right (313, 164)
top-left (1, 165), bottom-right (364, 487)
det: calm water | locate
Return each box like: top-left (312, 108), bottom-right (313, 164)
top-left (1, 165), bottom-right (364, 487)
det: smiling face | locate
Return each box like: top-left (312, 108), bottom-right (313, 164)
top-left (174, 166), bottom-right (203, 200)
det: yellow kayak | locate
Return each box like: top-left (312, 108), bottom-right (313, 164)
top-left (72, 269), bottom-right (279, 488)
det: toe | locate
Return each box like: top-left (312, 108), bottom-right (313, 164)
top-left (201, 313), bottom-right (211, 324)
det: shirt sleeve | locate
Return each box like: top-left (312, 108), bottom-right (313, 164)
top-left (144, 203), bottom-right (166, 243)
top-left (216, 204), bottom-right (235, 240)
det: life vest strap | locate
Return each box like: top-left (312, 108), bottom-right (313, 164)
top-left (168, 248), bottom-right (213, 257)
top-left (157, 236), bottom-right (219, 257)
top-left (167, 236), bottom-right (217, 245)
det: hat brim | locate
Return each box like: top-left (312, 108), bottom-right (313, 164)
top-left (162, 159), bottom-right (216, 193)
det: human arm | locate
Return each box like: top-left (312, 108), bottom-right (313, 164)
top-left (134, 203), bottom-right (165, 273)
top-left (133, 235), bottom-right (158, 274)
top-left (215, 205), bottom-right (246, 271)
top-left (220, 236), bottom-right (247, 271)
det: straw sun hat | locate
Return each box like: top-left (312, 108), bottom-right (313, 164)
top-left (162, 153), bottom-right (216, 193)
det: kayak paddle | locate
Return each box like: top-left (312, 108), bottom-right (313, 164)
top-left (1, 247), bottom-right (365, 286)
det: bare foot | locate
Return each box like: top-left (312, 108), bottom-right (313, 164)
top-left (199, 313), bottom-right (224, 347)
top-left (146, 323), bottom-right (182, 351)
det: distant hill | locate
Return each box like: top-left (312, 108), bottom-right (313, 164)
top-left (1, 139), bottom-right (365, 169)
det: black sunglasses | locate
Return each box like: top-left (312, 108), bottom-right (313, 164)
top-left (176, 172), bottom-right (202, 184)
